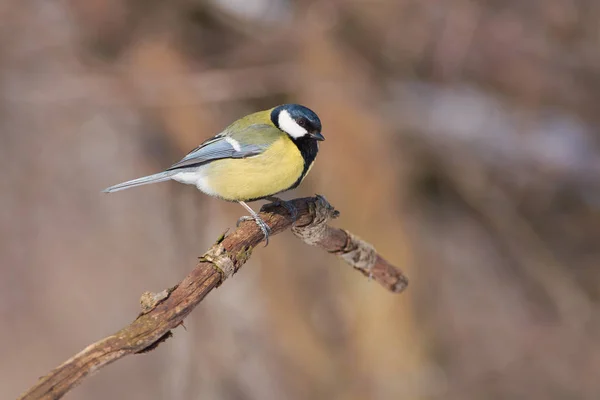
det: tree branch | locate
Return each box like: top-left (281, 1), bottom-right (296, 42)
top-left (19, 195), bottom-right (408, 400)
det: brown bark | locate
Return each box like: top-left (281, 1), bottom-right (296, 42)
top-left (18, 195), bottom-right (407, 400)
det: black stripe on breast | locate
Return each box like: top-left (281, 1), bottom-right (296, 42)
top-left (289, 136), bottom-right (319, 190)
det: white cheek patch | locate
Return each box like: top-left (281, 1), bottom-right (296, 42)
top-left (278, 109), bottom-right (308, 139)
top-left (225, 136), bottom-right (242, 152)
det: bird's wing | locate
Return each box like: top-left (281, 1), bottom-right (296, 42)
top-left (166, 124), bottom-right (278, 170)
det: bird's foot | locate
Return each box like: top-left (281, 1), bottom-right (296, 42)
top-left (264, 196), bottom-right (298, 225)
top-left (236, 215), bottom-right (271, 246)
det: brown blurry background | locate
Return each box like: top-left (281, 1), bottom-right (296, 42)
top-left (2, 0), bottom-right (600, 399)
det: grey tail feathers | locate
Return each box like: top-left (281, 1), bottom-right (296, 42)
top-left (102, 171), bottom-right (177, 193)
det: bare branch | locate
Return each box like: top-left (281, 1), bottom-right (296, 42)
top-left (18, 196), bottom-right (408, 400)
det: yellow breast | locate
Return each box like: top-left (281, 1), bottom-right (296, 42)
top-left (201, 136), bottom-right (305, 201)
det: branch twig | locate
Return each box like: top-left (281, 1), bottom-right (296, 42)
top-left (19, 195), bottom-right (408, 400)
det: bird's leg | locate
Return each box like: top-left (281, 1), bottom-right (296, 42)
top-left (237, 201), bottom-right (271, 246)
top-left (264, 196), bottom-right (298, 224)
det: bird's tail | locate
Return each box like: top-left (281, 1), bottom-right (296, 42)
top-left (102, 171), bottom-right (177, 193)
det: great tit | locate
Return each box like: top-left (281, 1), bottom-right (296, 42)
top-left (103, 104), bottom-right (325, 245)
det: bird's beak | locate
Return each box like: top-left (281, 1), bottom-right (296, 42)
top-left (310, 132), bottom-right (325, 141)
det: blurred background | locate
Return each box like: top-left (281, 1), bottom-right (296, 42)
top-left (2, 0), bottom-right (600, 399)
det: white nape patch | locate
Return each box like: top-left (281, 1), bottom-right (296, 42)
top-left (225, 136), bottom-right (242, 152)
top-left (172, 168), bottom-right (217, 197)
top-left (278, 109), bottom-right (308, 139)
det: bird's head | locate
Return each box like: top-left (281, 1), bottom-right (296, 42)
top-left (271, 104), bottom-right (325, 141)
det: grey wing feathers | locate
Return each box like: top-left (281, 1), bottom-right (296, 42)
top-left (103, 124), bottom-right (275, 193)
top-left (166, 135), bottom-right (265, 170)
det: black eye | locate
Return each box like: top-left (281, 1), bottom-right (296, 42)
top-left (297, 118), bottom-right (308, 128)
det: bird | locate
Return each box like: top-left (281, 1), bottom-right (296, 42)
top-left (103, 104), bottom-right (325, 245)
